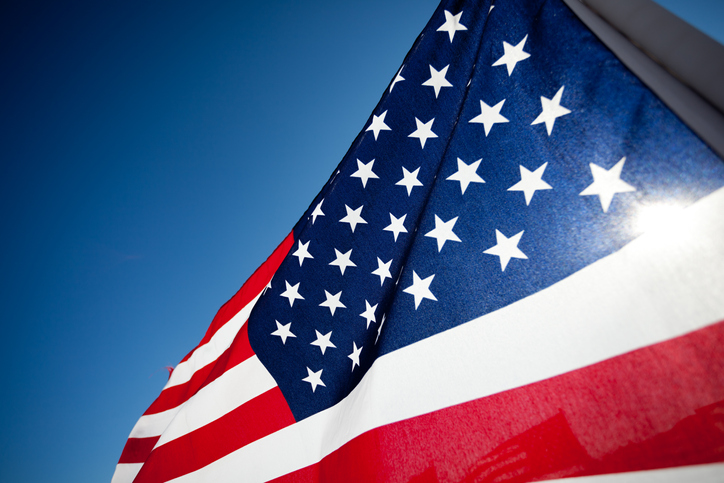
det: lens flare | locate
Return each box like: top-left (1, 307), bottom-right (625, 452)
top-left (635, 203), bottom-right (686, 235)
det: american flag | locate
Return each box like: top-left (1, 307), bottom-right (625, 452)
top-left (113, 0), bottom-right (724, 481)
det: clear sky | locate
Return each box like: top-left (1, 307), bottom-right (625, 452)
top-left (0, 1), bottom-right (721, 482)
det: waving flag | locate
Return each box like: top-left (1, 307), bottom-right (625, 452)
top-left (113, 0), bottom-right (724, 482)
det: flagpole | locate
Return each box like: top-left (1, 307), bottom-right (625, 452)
top-left (562, 0), bottom-right (724, 159)
top-left (583, 0), bottom-right (724, 114)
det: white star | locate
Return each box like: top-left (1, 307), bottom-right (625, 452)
top-left (302, 367), bottom-right (325, 392)
top-left (403, 271), bottom-right (438, 309)
top-left (396, 167), bottom-right (423, 196)
top-left (371, 257), bottom-right (393, 286)
top-left (384, 213), bottom-right (408, 241)
top-left (320, 290), bottom-right (346, 316)
top-left (580, 157), bottom-right (636, 212)
top-left (329, 248), bottom-right (356, 275)
top-left (447, 158), bottom-right (485, 194)
top-left (409, 117), bottom-right (438, 149)
top-left (390, 66), bottom-right (405, 93)
top-left (425, 215), bottom-right (462, 252)
top-left (508, 162), bottom-right (552, 205)
top-left (422, 64), bottom-right (453, 98)
top-left (376, 314), bottom-right (386, 344)
top-left (492, 35), bottom-right (530, 75)
top-left (350, 158), bottom-right (379, 188)
top-left (360, 300), bottom-right (377, 329)
top-left (271, 321), bottom-right (296, 344)
top-left (292, 240), bottom-right (313, 266)
top-left (348, 342), bottom-right (363, 371)
top-left (469, 99), bottom-right (509, 136)
top-left (531, 86), bottom-right (571, 135)
top-left (310, 330), bottom-right (336, 355)
top-left (339, 204), bottom-right (367, 233)
top-left (366, 111), bottom-right (391, 140)
top-left (437, 10), bottom-right (467, 42)
top-left (484, 230), bottom-right (528, 271)
top-left (311, 199), bottom-right (325, 224)
top-left (280, 281), bottom-right (304, 307)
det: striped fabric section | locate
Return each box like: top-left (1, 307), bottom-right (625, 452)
top-left (162, 184), bottom-right (724, 482)
top-left (111, 233), bottom-right (295, 483)
top-left (266, 321), bottom-right (724, 482)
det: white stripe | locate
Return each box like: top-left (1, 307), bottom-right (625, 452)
top-left (171, 187), bottom-right (724, 483)
top-left (128, 405), bottom-right (182, 439)
top-left (549, 463), bottom-right (724, 482)
top-left (164, 291), bottom-right (263, 390)
top-left (155, 354), bottom-right (277, 448)
top-left (110, 462), bottom-right (143, 483)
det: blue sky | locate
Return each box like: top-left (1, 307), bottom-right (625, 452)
top-left (0, 1), bottom-right (721, 482)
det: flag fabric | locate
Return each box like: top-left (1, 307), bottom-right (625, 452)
top-left (113, 0), bottom-right (724, 481)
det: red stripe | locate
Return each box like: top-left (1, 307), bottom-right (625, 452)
top-left (145, 322), bottom-right (255, 415)
top-left (118, 436), bottom-right (160, 464)
top-left (179, 232), bottom-right (294, 364)
top-left (273, 320), bottom-right (724, 483)
top-left (132, 387), bottom-right (296, 483)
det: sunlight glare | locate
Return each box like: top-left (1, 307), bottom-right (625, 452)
top-left (635, 203), bottom-right (686, 235)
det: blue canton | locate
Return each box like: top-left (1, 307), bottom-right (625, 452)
top-left (247, 0), bottom-right (724, 421)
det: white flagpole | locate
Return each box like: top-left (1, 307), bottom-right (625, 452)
top-left (563, 0), bottom-right (724, 159)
